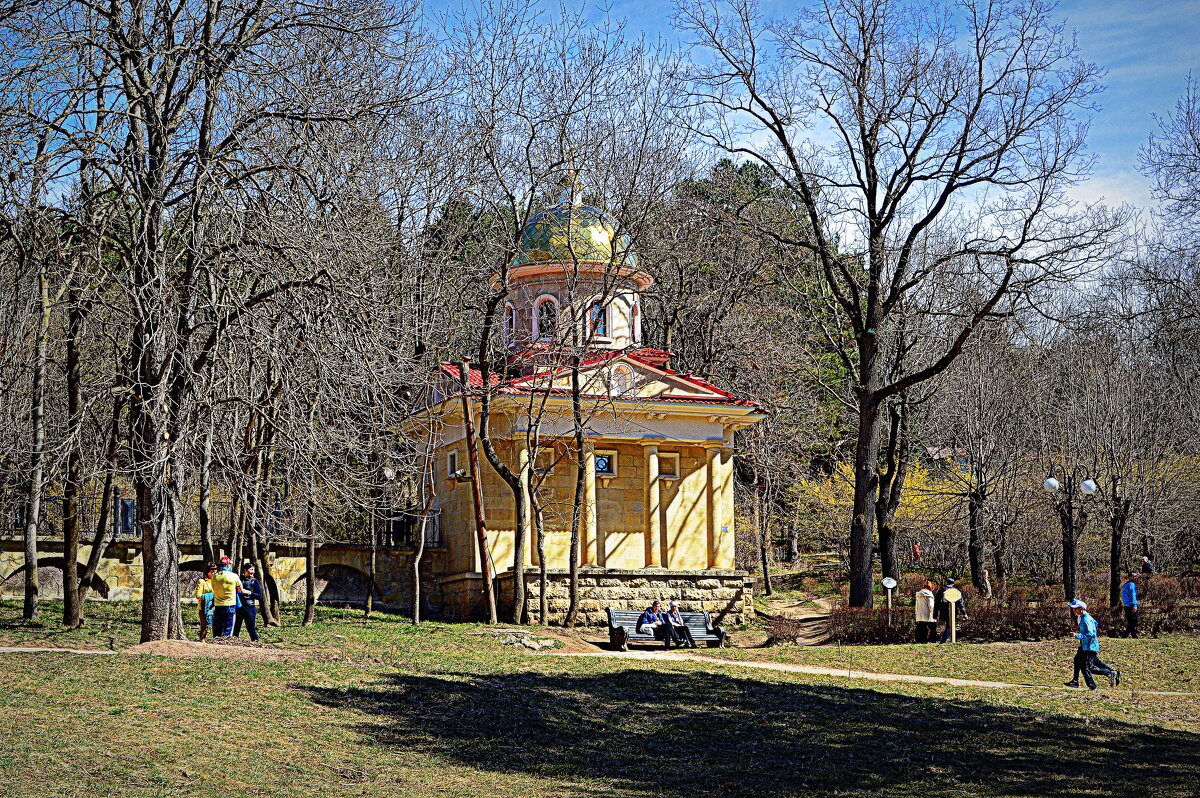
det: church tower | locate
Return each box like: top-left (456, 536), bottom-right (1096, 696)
top-left (497, 179), bottom-right (652, 357)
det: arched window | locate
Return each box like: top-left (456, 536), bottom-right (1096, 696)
top-left (611, 365), bottom-right (634, 396)
top-left (630, 301), bottom-right (640, 344)
top-left (503, 303), bottom-right (516, 346)
top-left (590, 299), bottom-right (609, 338)
top-left (534, 296), bottom-right (558, 340)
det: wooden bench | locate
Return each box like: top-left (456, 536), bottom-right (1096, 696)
top-left (607, 607), bottom-right (727, 651)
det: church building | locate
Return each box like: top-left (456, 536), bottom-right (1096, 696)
top-left (416, 186), bottom-right (765, 625)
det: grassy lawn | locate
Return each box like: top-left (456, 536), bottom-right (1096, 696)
top-left (2, 601), bottom-right (1199, 797)
top-left (714, 635), bottom-right (1200, 692)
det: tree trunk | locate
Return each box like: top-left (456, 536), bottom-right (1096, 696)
top-left (365, 511), bottom-right (377, 618)
top-left (79, 403), bottom-right (123, 607)
top-left (756, 482), bottom-right (772, 596)
top-left (458, 361), bottom-right (497, 624)
top-left (198, 424), bottom-right (215, 563)
top-left (849, 393), bottom-right (883, 608)
top-left (991, 523), bottom-right (1008, 597)
top-left (875, 397), bottom-right (909, 582)
top-left (1109, 492), bottom-right (1131, 609)
top-left (62, 289), bottom-right (85, 628)
top-left (303, 504), bottom-right (316, 626)
top-left (967, 488), bottom-right (986, 589)
top-left (564, 356), bottom-right (586, 628)
top-left (23, 263), bottom-right (51, 621)
top-left (411, 460), bottom-right (435, 624)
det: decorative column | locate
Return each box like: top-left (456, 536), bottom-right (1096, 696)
top-left (705, 446), bottom-right (719, 568)
top-left (644, 444), bottom-right (661, 567)
top-left (583, 444), bottom-right (599, 566)
top-left (718, 436), bottom-right (735, 569)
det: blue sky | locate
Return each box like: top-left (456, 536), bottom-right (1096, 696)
top-left (610, 0), bottom-right (1200, 211)
top-left (438, 1), bottom-right (1199, 211)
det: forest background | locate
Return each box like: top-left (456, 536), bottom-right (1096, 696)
top-left (0, 0), bottom-right (1197, 640)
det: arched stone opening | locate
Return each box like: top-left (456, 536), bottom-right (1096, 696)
top-left (1, 558), bottom-right (109, 600)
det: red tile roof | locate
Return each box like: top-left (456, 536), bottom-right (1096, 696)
top-left (439, 349), bottom-right (761, 410)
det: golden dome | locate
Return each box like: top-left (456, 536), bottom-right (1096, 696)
top-left (512, 204), bottom-right (636, 268)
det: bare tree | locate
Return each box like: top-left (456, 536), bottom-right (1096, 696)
top-left (677, 0), bottom-right (1125, 605)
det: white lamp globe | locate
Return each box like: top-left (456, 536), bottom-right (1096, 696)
top-left (1043, 477), bottom-right (1060, 492)
top-left (1080, 479), bottom-right (1098, 495)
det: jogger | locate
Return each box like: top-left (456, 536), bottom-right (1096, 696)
top-left (1065, 599), bottom-right (1120, 690)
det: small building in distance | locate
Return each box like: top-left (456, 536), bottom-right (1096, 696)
top-left (413, 184), bottom-right (765, 625)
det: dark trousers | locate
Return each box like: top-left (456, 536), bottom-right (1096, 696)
top-left (1072, 649), bottom-right (1115, 689)
top-left (212, 606), bottom-right (236, 637)
top-left (668, 624), bottom-right (697, 648)
top-left (1121, 607), bottom-right (1139, 638)
top-left (916, 621), bottom-right (937, 643)
top-left (234, 606), bottom-right (259, 641)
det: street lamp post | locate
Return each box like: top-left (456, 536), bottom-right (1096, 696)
top-left (1043, 466), bottom-right (1097, 601)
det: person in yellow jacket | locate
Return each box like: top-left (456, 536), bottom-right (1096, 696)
top-left (210, 556), bottom-right (242, 637)
top-left (195, 562), bottom-right (216, 641)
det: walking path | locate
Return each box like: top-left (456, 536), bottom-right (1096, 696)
top-left (0, 646), bottom-right (117, 655)
top-left (545, 650), bottom-right (1198, 697)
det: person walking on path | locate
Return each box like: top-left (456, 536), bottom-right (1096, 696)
top-left (936, 578), bottom-right (967, 643)
top-left (233, 563), bottom-right (263, 642)
top-left (915, 581), bottom-right (937, 643)
top-left (1065, 599), bottom-right (1120, 690)
top-left (1140, 555), bottom-right (1156, 575)
top-left (195, 563), bottom-right (216, 641)
top-left (1120, 573), bottom-right (1139, 639)
top-left (663, 601), bottom-right (698, 649)
top-left (210, 556), bottom-right (242, 637)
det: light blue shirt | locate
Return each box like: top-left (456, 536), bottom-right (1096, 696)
top-left (1075, 612), bottom-right (1100, 652)
top-left (1121, 581), bottom-right (1138, 607)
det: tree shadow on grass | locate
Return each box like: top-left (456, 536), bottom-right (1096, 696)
top-left (300, 667), bottom-right (1199, 798)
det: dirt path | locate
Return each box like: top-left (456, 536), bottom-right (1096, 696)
top-left (543, 649), bottom-right (1198, 697)
top-left (758, 596), bottom-right (832, 644)
top-left (0, 646), bottom-right (117, 655)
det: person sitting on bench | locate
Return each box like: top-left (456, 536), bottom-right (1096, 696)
top-left (637, 601), bottom-right (680, 649)
top-left (663, 601), bottom-right (698, 649)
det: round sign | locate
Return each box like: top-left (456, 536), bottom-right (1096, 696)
top-left (943, 587), bottom-right (962, 603)
top-left (881, 577), bottom-right (898, 590)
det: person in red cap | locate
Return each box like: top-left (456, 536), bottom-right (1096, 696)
top-left (210, 556), bottom-right (242, 637)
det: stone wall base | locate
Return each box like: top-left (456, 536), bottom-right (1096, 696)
top-left (496, 568), bottom-right (753, 627)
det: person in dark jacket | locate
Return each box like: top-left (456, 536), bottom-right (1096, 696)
top-left (1140, 555), bottom-right (1156, 575)
top-left (663, 601), bottom-right (698, 649)
top-left (935, 578), bottom-right (967, 643)
top-left (637, 601), bottom-right (682, 649)
top-left (233, 563), bottom-right (263, 641)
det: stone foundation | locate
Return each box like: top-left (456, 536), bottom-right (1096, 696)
top-left (0, 539), bottom-right (449, 617)
top-left (497, 568), bottom-right (753, 627)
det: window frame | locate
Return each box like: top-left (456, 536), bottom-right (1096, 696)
top-left (503, 302), bottom-right (516, 346)
top-left (589, 298), bottom-right (610, 340)
top-left (447, 450), bottom-right (459, 478)
top-left (594, 449), bottom-right (618, 477)
top-left (533, 294), bottom-right (559, 340)
top-left (658, 452), bottom-right (680, 479)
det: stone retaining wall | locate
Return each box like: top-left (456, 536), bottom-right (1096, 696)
top-left (497, 568), bottom-right (753, 627)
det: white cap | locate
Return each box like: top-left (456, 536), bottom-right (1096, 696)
top-left (669, 601), bottom-right (678, 607)
top-left (1067, 599), bottom-right (1087, 610)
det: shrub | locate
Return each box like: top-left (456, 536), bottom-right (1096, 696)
top-left (828, 607), bottom-right (915, 644)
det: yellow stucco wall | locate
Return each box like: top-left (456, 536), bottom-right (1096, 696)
top-left (433, 433), bottom-right (737, 577)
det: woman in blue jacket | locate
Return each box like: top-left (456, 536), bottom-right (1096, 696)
top-left (234, 563), bottom-right (264, 641)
